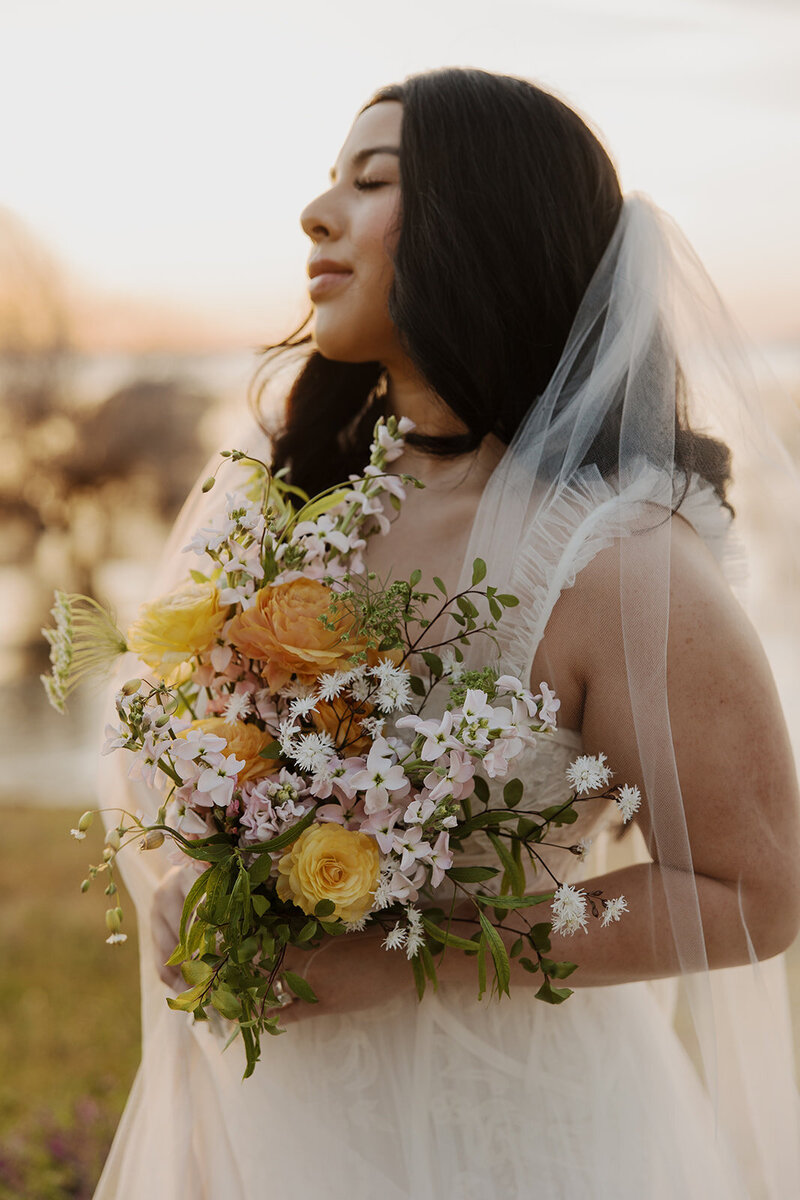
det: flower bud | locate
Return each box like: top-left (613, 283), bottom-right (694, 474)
top-left (105, 908), bottom-right (123, 933)
top-left (105, 828), bottom-right (121, 851)
top-left (102, 846), bottom-right (115, 862)
top-left (105, 882), bottom-right (117, 895)
top-left (201, 476), bottom-right (216, 493)
top-left (80, 879), bottom-right (91, 893)
top-left (121, 678), bottom-right (142, 695)
top-left (139, 830), bottom-right (165, 851)
top-left (77, 810), bottom-right (94, 832)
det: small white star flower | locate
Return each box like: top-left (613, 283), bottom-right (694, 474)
top-left (601, 895), bottom-right (629, 926)
top-left (222, 691), bottom-right (252, 723)
top-left (405, 927), bottom-right (425, 959)
top-left (105, 932), bottom-right (128, 945)
top-left (69, 828), bottom-right (87, 840)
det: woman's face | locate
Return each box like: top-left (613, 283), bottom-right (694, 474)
top-left (300, 100), bottom-right (403, 364)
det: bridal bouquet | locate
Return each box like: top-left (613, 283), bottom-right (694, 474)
top-left (43, 414), bottom-right (639, 1077)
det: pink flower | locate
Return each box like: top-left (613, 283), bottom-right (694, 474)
top-left (428, 831), bottom-right (453, 887)
top-left (358, 806), bottom-right (403, 853)
top-left (425, 749), bottom-right (475, 802)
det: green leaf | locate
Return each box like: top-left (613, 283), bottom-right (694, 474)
top-left (488, 596), bottom-right (502, 621)
top-left (166, 979), bottom-right (210, 1012)
top-left (446, 864), bottom-right (500, 883)
top-left (411, 953), bottom-right (427, 1000)
top-left (544, 960), bottom-right (578, 980)
top-left (283, 971), bottom-right (318, 1004)
top-left (471, 558), bottom-right (487, 585)
top-left (535, 978), bottom-right (574, 1005)
top-left (473, 776), bottom-right (490, 805)
top-left (244, 807), bottom-right (317, 854)
top-left (487, 832), bottom-right (526, 897)
top-left (473, 892), bottom-right (552, 910)
top-left (247, 853), bottom-right (273, 886)
top-left (530, 922), bottom-right (553, 953)
top-left (421, 651), bottom-right (443, 677)
top-left (190, 569), bottom-right (209, 584)
top-left (211, 986), bottom-right (241, 1019)
top-left (409, 674), bottom-right (426, 697)
top-left (177, 864), bottom-right (216, 946)
top-left (251, 895), bottom-right (269, 918)
top-left (432, 576), bottom-right (447, 596)
top-left (409, 568), bottom-right (421, 587)
top-left (510, 936), bottom-right (524, 958)
top-left (476, 935), bottom-right (487, 999)
top-left (478, 910), bottom-right (510, 996)
top-left (180, 959), bottom-right (214, 987)
top-left (296, 918), bottom-right (318, 943)
top-left (419, 943), bottom-right (438, 990)
top-left (456, 595), bottom-right (479, 619)
top-left (421, 916), bottom-right (481, 953)
top-left (502, 778), bottom-right (524, 809)
top-left (519, 957), bottom-right (540, 974)
top-left (258, 740), bottom-right (282, 759)
top-left (314, 898), bottom-right (336, 918)
top-left (496, 593), bottom-right (519, 607)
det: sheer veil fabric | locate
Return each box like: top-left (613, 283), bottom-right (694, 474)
top-left (92, 192), bottom-right (800, 1198)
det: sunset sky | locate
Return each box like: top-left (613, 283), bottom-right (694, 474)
top-left (1, 0), bottom-right (798, 346)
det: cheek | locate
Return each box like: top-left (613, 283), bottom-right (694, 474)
top-left (312, 208), bottom-right (398, 362)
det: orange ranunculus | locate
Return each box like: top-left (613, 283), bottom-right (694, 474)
top-left (311, 695), bottom-right (373, 756)
top-left (182, 717), bottom-right (281, 783)
top-left (226, 578), bottom-right (367, 691)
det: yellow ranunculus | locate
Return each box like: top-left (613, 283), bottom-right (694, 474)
top-left (183, 717), bottom-right (281, 782)
top-left (126, 580), bottom-right (226, 680)
top-left (276, 823), bottom-right (380, 924)
top-left (226, 578), bottom-right (368, 692)
top-left (311, 695), bottom-right (373, 755)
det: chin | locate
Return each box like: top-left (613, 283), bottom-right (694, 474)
top-left (311, 317), bottom-right (385, 364)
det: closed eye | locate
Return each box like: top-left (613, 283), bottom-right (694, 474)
top-left (354, 178), bottom-right (387, 190)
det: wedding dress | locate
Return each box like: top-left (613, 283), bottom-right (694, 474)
top-left (91, 453), bottom-right (797, 1200)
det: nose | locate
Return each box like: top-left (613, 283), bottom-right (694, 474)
top-left (300, 189), bottom-right (340, 243)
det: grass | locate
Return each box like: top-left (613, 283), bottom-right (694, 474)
top-left (0, 808), bottom-right (140, 1199)
top-left (1, 807), bottom-right (798, 1197)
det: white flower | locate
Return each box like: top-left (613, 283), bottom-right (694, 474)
top-left (404, 904), bottom-right (423, 932)
top-left (439, 647), bottom-right (464, 683)
top-left (551, 882), bottom-right (589, 936)
top-left (344, 915), bottom-right (368, 933)
top-left (105, 932), bottom-right (128, 944)
top-left (601, 895), bottom-right (629, 926)
top-left (615, 784), bottom-right (641, 823)
top-left (405, 927), bottom-right (425, 959)
top-left (382, 921), bottom-right (408, 950)
top-left (222, 691), bottom-right (252, 723)
top-left (316, 671), bottom-right (349, 702)
top-left (69, 828), bottom-right (87, 840)
top-left (349, 737), bottom-right (410, 813)
top-left (289, 694), bottom-right (319, 719)
top-left (360, 715), bottom-right (386, 738)
top-left (391, 825), bottom-right (432, 873)
top-left (292, 731), bottom-right (335, 773)
top-left (565, 753), bottom-right (612, 796)
top-left (574, 838), bottom-right (593, 861)
top-left (535, 681), bottom-right (561, 729)
top-left (101, 722), bottom-right (129, 756)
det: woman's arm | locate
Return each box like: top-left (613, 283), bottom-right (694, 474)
top-left (511, 512), bottom-right (800, 985)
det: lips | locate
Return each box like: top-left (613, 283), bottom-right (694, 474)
top-left (308, 258), bottom-right (352, 279)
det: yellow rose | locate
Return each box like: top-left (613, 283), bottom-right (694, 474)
top-left (126, 580), bottom-right (226, 680)
top-left (183, 717), bottom-right (280, 783)
top-left (311, 695), bottom-right (373, 755)
top-left (227, 578), bottom-right (368, 692)
top-left (276, 823), bottom-right (380, 924)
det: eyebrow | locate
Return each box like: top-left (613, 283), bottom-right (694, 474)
top-left (328, 146), bottom-right (399, 183)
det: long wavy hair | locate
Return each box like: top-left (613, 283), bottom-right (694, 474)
top-left (250, 67), bottom-right (732, 508)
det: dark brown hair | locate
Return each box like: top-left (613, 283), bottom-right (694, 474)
top-left (250, 67), bottom-right (731, 509)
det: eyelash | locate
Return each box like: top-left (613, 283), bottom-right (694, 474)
top-left (354, 178), bottom-right (386, 190)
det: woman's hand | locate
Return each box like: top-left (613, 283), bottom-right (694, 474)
top-left (269, 925), bottom-right (416, 1025)
top-left (150, 864), bottom-right (189, 991)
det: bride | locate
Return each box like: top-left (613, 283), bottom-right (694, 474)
top-left (94, 68), bottom-right (800, 1198)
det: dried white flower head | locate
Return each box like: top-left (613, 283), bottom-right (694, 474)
top-left (601, 895), bottom-right (629, 926)
top-left (382, 922), bottom-right (408, 951)
top-left (565, 753), bottom-right (612, 796)
top-left (550, 882), bottom-right (589, 936)
top-left (614, 784), bottom-right (642, 823)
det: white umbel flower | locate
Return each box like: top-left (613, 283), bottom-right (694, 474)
top-left (550, 882), bottom-right (589, 936)
top-left (405, 927), bottom-right (425, 959)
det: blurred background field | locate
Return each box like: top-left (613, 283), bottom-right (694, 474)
top-left (1, 0), bottom-right (799, 1194)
